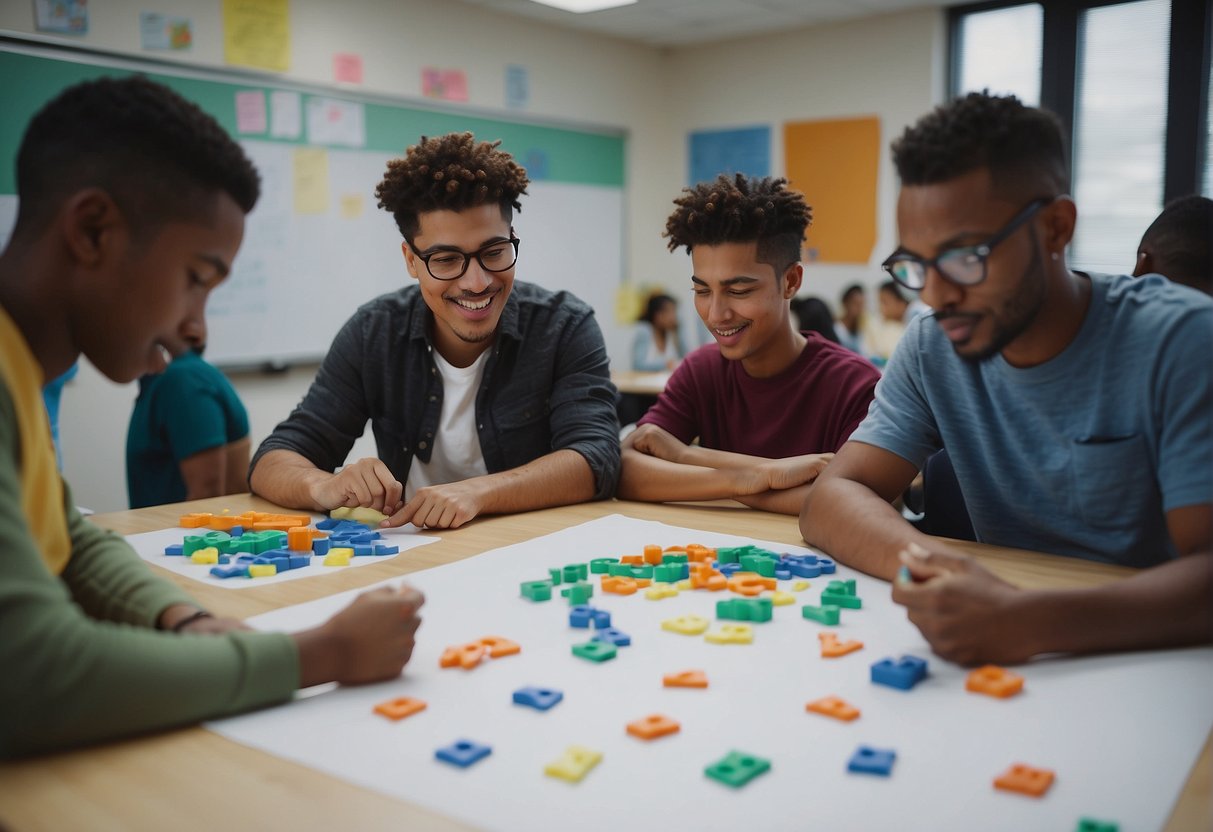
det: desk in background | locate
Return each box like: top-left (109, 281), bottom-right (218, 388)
top-left (0, 495), bottom-right (1208, 831)
top-left (612, 370), bottom-right (671, 425)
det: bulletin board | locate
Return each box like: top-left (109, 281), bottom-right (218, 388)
top-left (0, 39), bottom-right (627, 368)
top-left (784, 116), bottom-right (879, 264)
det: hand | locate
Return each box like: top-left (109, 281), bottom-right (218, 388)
top-left (761, 453), bottom-right (834, 491)
top-left (386, 480), bottom-right (487, 529)
top-left (891, 541), bottom-right (1035, 666)
top-left (298, 584), bottom-right (425, 686)
top-left (310, 457), bottom-right (404, 515)
top-left (626, 423), bottom-right (688, 463)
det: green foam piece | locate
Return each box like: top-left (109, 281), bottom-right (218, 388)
top-left (714, 546), bottom-right (751, 564)
top-left (548, 567), bottom-right (563, 586)
top-left (821, 593), bottom-right (862, 609)
top-left (572, 641), bottom-right (616, 662)
top-left (739, 554), bottom-right (777, 578)
top-left (826, 579), bottom-right (856, 596)
top-left (590, 557), bottom-right (619, 574)
top-left (520, 580), bottom-right (553, 602)
top-left (1075, 820), bottom-right (1118, 832)
top-left (562, 563), bottom-right (588, 582)
top-left (802, 604), bottom-right (841, 625)
top-left (654, 563), bottom-right (684, 583)
top-left (660, 553), bottom-right (688, 564)
top-left (705, 751), bottom-right (771, 788)
top-left (716, 598), bottom-right (773, 622)
top-left (560, 582), bottom-right (593, 604)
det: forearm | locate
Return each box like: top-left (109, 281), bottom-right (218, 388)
top-left (800, 477), bottom-right (932, 579)
top-left (249, 449), bottom-right (333, 511)
top-left (473, 449), bottom-right (597, 514)
top-left (737, 484), bottom-right (812, 516)
top-left (618, 448), bottom-right (755, 503)
top-left (677, 444), bottom-right (772, 469)
top-left (1022, 552), bottom-right (1213, 656)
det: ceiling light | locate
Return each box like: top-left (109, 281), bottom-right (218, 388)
top-left (527, 0), bottom-right (637, 13)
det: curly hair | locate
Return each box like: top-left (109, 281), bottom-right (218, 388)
top-left (14, 75), bottom-right (260, 239)
top-left (376, 132), bottom-right (530, 241)
top-left (1139, 195), bottom-right (1212, 294)
top-left (664, 174), bottom-right (811, 272)
top-left (891, 91), bottom-right (1068, 199)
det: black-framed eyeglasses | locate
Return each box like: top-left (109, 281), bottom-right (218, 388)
top-left (411, 236), bottom-right (520, 280)
top-left (881, 198), bottom-right (1052, 291)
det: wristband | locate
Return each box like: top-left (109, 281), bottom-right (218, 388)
top-left (171, 610), bottom-right (214, 632)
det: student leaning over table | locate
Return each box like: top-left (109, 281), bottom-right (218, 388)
top-left (0, 76), bottom-right (423, 759)
top-left (800, 92), bottom-right (1213, 666)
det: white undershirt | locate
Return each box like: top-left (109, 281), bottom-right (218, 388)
top-left (405, 349), bottom-right (490, 501)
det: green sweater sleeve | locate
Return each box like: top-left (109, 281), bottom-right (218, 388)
top-left (0, 389), bottom-right (300, 759)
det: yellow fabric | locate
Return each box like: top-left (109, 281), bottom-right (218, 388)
top-left (0, 305), bottom-right (70, 575)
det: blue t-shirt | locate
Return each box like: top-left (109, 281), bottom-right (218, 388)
top-left (851, 273), bottom-right (1213, 567)
top-left (126, 351), bottom-right (249, 509)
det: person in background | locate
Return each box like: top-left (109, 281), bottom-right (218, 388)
top-left (791, 296), bottom-right (841, 343)
top-left (631, 292), bottom-right (685, 371)
top-left (0, 75), bottom-right (424, 758)
top-left (41, 361), bottom-right (77, 469)
top-left (863, 280), bottom-right (910, 363)
top-left (833, 283), bottom-right (866, 353)
top-left (1133, 194), bottom-right (1212, 296)
top-left (126, 319), bottom-right (251, 508)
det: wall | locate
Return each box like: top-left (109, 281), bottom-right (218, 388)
top-left (1, 0), bottom-right (945, 511)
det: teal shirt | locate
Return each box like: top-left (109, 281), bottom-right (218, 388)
top-left (126, 351), bottom-right (249, 509)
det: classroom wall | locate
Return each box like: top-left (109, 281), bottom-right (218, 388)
top-left (1, 0), bottom-right (945, 511)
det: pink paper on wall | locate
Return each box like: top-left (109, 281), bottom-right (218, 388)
top-left (333, 53), bottom-right (363, 84)
top-left (235, 90), bottom-right (267, 134)
top-left (421, 67), bottom-right (469, 102)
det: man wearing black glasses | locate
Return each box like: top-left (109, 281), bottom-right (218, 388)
top-left (801, 92), bottom-right (1212, 664)
top-left (251, 133), bottom-right (619, 529)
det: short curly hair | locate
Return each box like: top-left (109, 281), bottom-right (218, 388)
top-left (892, 91), bottom-right (1068, 199)
top-left (376, 132), bottom-right (530, 242)
top-left (14, 75), bottom-right (260, 239)
top-left (664, 174), bottom-right (811, 272)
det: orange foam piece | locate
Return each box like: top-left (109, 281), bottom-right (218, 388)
top-left (602, 576), bottom-right (638, 595)
top-left (440, 642), bottom-right (487, 670)
top-left (287, 527), bottom-right (314, 551)
top-left (643, 544), bottom-right (664, 565)
top-left (966, 665), bottom-right (1024, 698)
top-left (689, 563), bottom-right (727, 591)
top-left (634, 577), bottom-right (652, 588)
top-left (479, 636), bottom-right (521, 658)
top-left (685, 544), bottom-right (716, 563)
top-left (179, 513), bottom-right (213, 528)
top-left (819, 632), bottom-right (863, 658)
top-left (620, 555), bottom-right (644, 565)
top-left (994, 763), bottom-right (1055, 797)
top-left (251, 514), bottom-right (311, 531)
top-left (806, 695), bottom-right (860, 721)
top-left (373, 696), bottom-right (427, 721)
top-left (727, 572), bottom-right (777, 596)
top-left (663, 670), bottom-right (708, 689)
top-left (626, 713), bottom-right (681, 740)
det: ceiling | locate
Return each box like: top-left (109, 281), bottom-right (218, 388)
top-left (457, 0), bottom-right (942, 47)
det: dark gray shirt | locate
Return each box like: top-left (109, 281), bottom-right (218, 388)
top-left (252, 281), bottom-right (620, 500)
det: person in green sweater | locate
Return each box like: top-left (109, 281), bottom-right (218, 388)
top-left (0, 75), bottom-right (424, 759)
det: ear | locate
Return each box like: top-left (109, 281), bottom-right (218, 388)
top-left (1132, 249), bottom-right (1152, 278)
top-left (782, 262), bottom-right (804, 298)
top-left (60, 188), bottom-right (127, 268)
top-left (1040, 196), bottom-right (1077, 257)
top-left (401, 241), bottom-right (421, 281)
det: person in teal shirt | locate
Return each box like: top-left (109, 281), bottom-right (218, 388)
top-left (126, 323), bottom-right (250, 508)
top-left (42, 361), bottom-right (77, 469)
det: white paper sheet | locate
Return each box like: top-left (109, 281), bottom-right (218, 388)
top-left (128, 524), bottom-right (439, 589)
top-left (209, 515), bottom-right (1213, 831)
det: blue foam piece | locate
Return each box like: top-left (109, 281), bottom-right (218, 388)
top-left (512, 686), bottom-right (563, 711)
top-left (871, 656), bottom-right (928, 690)
top-left (268, 556), bottom-right (289, 572)
top-left (590, 609), bottom-right (612, 629)
top-left (352, 544), bottom-right (373, 556)
top-left (817, 557), bottom-right (836, 574)
top-left (230, 526), bottom-right (244, 537)
top-left (315, 517), bottom-right (338, 530)
top-left (210, 565), bottom-right (250, 579)
top-left (233, 554), bottom-right (256, 565)
top-left (783, 555), bottom-right (822, 578)
top-left (218, 554), bottom-right (230, 564)
top-left (288, 554), bottom-right (311, 570)
top-left (848, 745), bottom-right (896, 776)
top-left (569, 605), bottom-right (593, 628)
top-left (435, 739), bottom-right (492, 768)
top-left (164, 543), bottom-right (184, 556)
top-left (373, 544), bottom-right (399, 555)
top-left (312, 537), bottom-right (331, 555)
top-left (774, 567), bottom-right (791, 581)
top-left (592, 627), bottom-right (631, 646)
top-left (716, 562), bottom-right (742, 577)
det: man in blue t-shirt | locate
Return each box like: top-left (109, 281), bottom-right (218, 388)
top-left (801, 92), bottom-right (1212, 666)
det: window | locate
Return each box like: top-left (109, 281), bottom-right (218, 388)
top-left (955, 4), bottom-right (1043, 106)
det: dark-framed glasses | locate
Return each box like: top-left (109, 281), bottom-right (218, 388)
top-left (412, 236), bottom-right (520, 280)
top-left (881, 198), bottom-right (1052, 291)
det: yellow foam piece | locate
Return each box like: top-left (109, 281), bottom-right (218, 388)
top-left (324, 548), bottom-right (353, 566)
top-left (674, 579), bottom-right (693, 590)
top-left (544, 746), bottom-right (602, 783)
top-left (792, 580), bottom-right (810, 592)
top-left (330, 506), bottom-right (388, 526)
top-left (705, 623), bottom-right (754, 644)
top-left (248, 564), bottom-right (277, 577)
top-left (644, 582), bottom-right (679, 600)
top-left (190, 547), bottom-right (219, 565)
top-left (661, 615), bottom-right (709, 635)
top-left (770, 591), bottom-right (796, 606)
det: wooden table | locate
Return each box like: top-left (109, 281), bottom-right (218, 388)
top-left (1, 496), bottom-right (1208, 831)
top-left (611, 370), bottom-right (671, 397)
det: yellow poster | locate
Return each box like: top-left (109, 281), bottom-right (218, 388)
top-left (784, 117), bottom-right (880, 264)
top-left (339, 193), bottom-right (363, 219)
top-left (223, 0), bottom-right (290, 72)
top-left (293, 148), bottom-right (329, 215)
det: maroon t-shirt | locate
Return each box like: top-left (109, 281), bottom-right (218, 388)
top-left (637, 332), bottom-right (880, 457)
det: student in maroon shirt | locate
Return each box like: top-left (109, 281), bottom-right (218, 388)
top-left (618, 174), bottom-right (879, 515)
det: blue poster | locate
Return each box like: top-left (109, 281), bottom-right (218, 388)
top-left (689, 126), bottom-right (771, 186)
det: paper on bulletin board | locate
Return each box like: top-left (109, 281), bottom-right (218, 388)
top-left (139, 12), bottom-right (193, 51)
top-left (34, 0), bottom-right (88, 34)
top-left (339, 193), bottom-right (364, 219)
top-left (305, 97), bottom-right (365, 148)
top-left (333, 52), bottom-right (363, 84)
top-left (505, 64), bottom-right (529, 109)
top-left (292, 148), bottom-right (329, 214)
top-left (784, 116), bottom-right (880, 264)
top-left (688, 125), bottom-right (770, 186)
top-left (422, 67), bottom-right (469, 102)
top-left (235, 90), bottom-right (267, 134)
top-left (269, 90), bottom-right (302, 139)
top-left (222, 0), bottom-right (290, 72)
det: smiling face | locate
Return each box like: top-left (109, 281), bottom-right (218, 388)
top-left (69, 191), bottom-right (244, 384)
top-left (690, 240), bottom-right (803, 378)
top-left (402, 203), bottom-right (515, 368)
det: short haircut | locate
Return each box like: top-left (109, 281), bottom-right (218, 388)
top-left (891, 91), bottom-right (1069, 200)
top-left (664, 173), bottom-right (812, 272)
top-left (879, 280), bottom-right (907, 303)
top-left (376, 132), bottom-right (529, 242)
top-left (841, 283), bottom-right (865, 303)
top-left (639, 293), bottom-right (675, 325)
top-left (14, 75), bottom-right (260, 239)
top-left (790, 296), bottom-right (840, 343)
top-left (1140, 195), bottom-right (1212, 294)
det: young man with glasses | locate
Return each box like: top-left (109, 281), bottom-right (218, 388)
top-left (800, 92), bottom-right (1212, 664)
top-left (617, 174), bottom-right (880, 515)
top-left (250, 133), bottom-right (619, 529)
